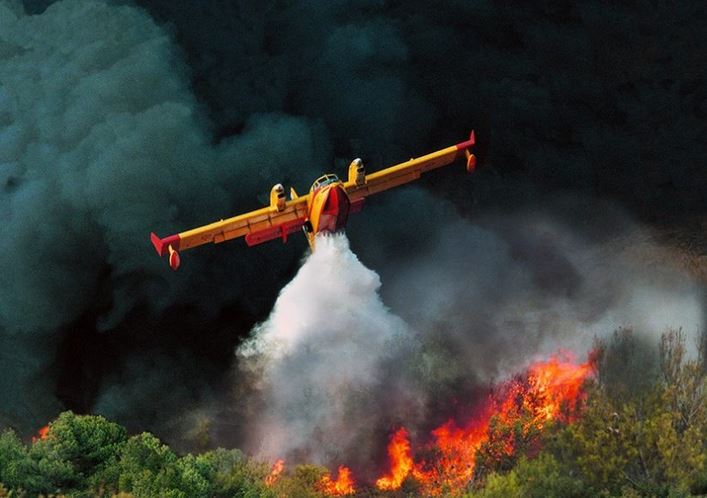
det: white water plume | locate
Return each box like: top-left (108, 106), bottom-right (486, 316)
top-left (238, 233), bottom-right (421, 464)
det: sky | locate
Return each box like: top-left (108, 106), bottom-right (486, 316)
top-left (0, 0), bottom-right (704, 454)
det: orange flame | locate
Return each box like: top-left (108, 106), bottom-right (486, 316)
top-left (375, 427), bottom-right (414, 490)
top-left (411, 416), bottom-right (491, 493)
top-left (317, 465), bottom-right (356, 495)
top-left (523, 354), bottom-right (593, 424)
top-left (31, 425), bottom-right (50, 443)
top-left (375, 352), bottom-right (593, 494)
top-left (264, 352), bottom-right (592, 496)
top-left (264, 458), bottom-right (284, 486)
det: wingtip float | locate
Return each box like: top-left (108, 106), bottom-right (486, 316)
top-left (151, 130), bottom-right (477, 270)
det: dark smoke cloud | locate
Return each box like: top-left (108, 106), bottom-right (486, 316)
top-left (0, 0), bottom-right (329, 430)
top-left (130, 0), bottom-right (707, 220)
top-left (2, 0), bottom-right (704, 450)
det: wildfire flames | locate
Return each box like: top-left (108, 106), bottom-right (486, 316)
top-left (265, 352), bottom-right (593, 496)
top-left (265, 460), bottom-right (356, 495)
top-left (317, 465), bottom-right (356, 495)
top-left (377, 353), bottom-right (594, 495)
top-left (375, 427), bottom-right (413, 490)
top-left (31, 425), bottom-right (50, 443)
top-left (265, 458), bottom-right (284, 486)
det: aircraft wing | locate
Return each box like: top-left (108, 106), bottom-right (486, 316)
top-left (150, 194), bottom-right (310, 270)
top-left (343, 131), bottom-right (476, 202)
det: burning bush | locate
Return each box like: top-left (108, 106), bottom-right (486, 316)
top-left (367, 353), bottom-right (594, 496)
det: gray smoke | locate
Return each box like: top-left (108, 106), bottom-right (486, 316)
top-left (383, 214), bottom-right (704, 381)
top-left (0, 0), bottom-right (328, 430)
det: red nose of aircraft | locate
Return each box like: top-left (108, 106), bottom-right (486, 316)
top-left (317, 184), bottom-right (351, 233)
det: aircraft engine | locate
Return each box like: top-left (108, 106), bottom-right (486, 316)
top-left (270, 183), bottom-right (286, 211)
top-left (348, 158), bottom-right (365, 185)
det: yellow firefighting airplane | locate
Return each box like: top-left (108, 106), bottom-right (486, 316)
top-left (151, 131), bottom-right (477, 270)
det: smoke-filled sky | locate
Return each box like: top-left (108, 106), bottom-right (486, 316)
top-left (0, 0), bottom-right (705, 453)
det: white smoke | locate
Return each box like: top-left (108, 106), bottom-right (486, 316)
top-left (382, 215), bottom-right (704, 379)
top-left (238, 233), bottom-right (421, 464)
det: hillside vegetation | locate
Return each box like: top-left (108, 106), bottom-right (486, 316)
top-left (1, 329), bottom-right (705, 497)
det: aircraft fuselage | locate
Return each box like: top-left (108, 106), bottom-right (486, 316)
top-left (305, 180), bottom-right (362, 248)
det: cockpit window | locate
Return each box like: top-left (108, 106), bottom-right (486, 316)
top-left (310, 174), bottom-right (340, 191)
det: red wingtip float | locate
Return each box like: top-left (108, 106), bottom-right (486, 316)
top-left (150, 232), bottom-right (181, 270)
top-left (150, 131), bottom-right (477, 269)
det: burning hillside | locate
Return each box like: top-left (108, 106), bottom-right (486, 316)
top-left (234, 230), bottom-right (703, 497)
top-left (9, 328), bottom-right (705, 498)
top-left (376, 353), bottom-right (594, 495)
top-left (264, 352), bottom-right (594, 496)
top-left (4, 231), bottom-right (705, 498)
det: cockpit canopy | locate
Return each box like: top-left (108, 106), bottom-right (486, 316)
top-left (310, 174), bottom-right (340, 192)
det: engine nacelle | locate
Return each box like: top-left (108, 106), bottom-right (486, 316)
top-left (348, 158), bottom-right (365, 185)
top-left (270, 183), bottom-right (286, 211)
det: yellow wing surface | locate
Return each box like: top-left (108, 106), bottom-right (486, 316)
top-left (343, 131), bottom-right (476, 201)
top-left (151, 192), bottom-right (310, 270)
top-left (151, 130), bottom-right (477, 270)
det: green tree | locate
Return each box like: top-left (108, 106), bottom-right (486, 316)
top-left (596, 328), bottom-right (659, 403)
top-left (113, 432), bottom-right (213, 498)
top-left (0, 429), bottom-right (27, 490)
top-left (658, 329), bottom-right (707, 494)
top-left (468, 453), bottom-right (585, 498)
top-left (17, 411), bottom-right (127, 496)
top-left (270, 464), bottom-right (327, 498)
top-left (197, 448), bottom-right (275, 498)
top-left (43, 411), bottom-right (127, 477)
top-left (552, 329), bottom-right (706, 496)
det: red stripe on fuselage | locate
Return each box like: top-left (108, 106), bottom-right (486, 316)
top-left (314, 184), bottom-right (350, 234)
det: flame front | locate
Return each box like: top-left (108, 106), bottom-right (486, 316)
top-left (265, 352), bottom-right (592, 496)
top-left (264, 458), bottom-right (284, 486)
top-left (375, 427), bottom-right (414, 490)
top-left (523, 354), bottom-right (594, 424)
top-left (374, 352), bottom-right (593, 495)
top-left (411, 416), bottom-right (491, 494)
top-left (317, 465), bottom-right (356, 495)
top-left (31, 425), bottom-right (50, 443)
